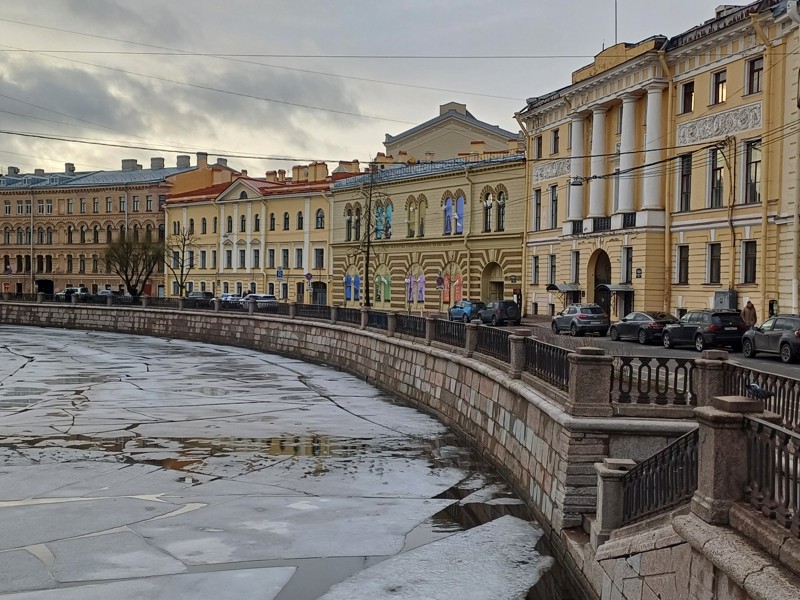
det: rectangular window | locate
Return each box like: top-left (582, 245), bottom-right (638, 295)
top-left (712, 70), bottom-right (727, 104)
top-left (252, 249), bottom-right (260, 269)
top-left (37, 200), bottom-right (44, 215)
top-left (46, 200), bottom-right (53, 214)
top-left (238, 249), bottom-right (245, 269)
top-left (549, 185), bottom-right (558, 229)
top-left (708, 243), bottom-right (721, 284)
top-left (4, 202), bottom-right (10, 215)
top-left (532, 256), bottom-right (540, 285)
top-left (67, 199), bottom-right (74, 214)
top-left (744, 140), bottom-right (762, 204)
top-left (570, 250), bottom-right (580, 284)
top-left (622, 247), bottom-right (633, 284)
top-left (710, 149), bottom-right (724, 208)
top-left (66, 255), bottom-right (73, 273)
top-left (120, 197), bottom-right (127, 213)
top-left (188, 251), bottom-right (195, 269)
top-left (106, 197), bottom-right (113, 213)
top-left (616, 104), bottom-right (623, 134)
top-left (79, 198), bottom-right (86, 214)
top-left (146, 195), bottom-right (153, 211)
top-left (743, 240), bottom-right (757, 284)
top-left (534, 135), bottom-right (542, 159)
top-left (747, 57), bottom-right (763, 94)
top-left (92, 198), bottom-right (99, 213)
top-left (567, 122), bottom-right (572, 149)
top-left (679, 154), bottom-right (692, 211)
top-left (268, 249), bottom-right (275, 269)
top-left (314, 248), bottom-right (325, 270)
top-left (681, 81), bottom-right (695, 114)
top-left (533, 189), bottom-right (542, 231)
top-left (282, 249), bottom-right (289, 268)
top-left (551, 128), bottom-right (560, 154)
top-left (25, 201), bottom-right (30, 215)
top-left (172, 250), bottom-right (180, 269)
top-left (548, 255), bottom-right (557, 285)
top-left (211, 250), bottom-right (217, 269)
top-left (200, 251), bottom-right (207, 269)
top-left (677, 245), bottom-right (689, 284)
top-left (225, 250), bottom-right (232, 269)
top-left (295, 248), bottom-right (303, 269)
top-left (132, 196), bottom-right (140, 212)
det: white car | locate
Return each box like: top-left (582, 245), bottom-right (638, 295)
top-left (238, 294), bottom-right (278, 307)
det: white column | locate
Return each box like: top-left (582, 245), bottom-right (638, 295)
top-left (617, 95), bottom-right (638, 213)
top-left (588, 107), bottom-right (608, 218)
top-left (643, 83), bottom-right (667, 210)
top-left (568, 114), bottom-right (585, 221)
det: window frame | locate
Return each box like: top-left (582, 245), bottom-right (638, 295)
top-left (742, 240), bottom-right (757, 284)
top-left (676, 245), bottom-right (689, 284)
top-left (712, 69), bottom-right (727, 105)
top-left (680, 80), bottom-right (695, 114)
top-left (707, 242), bottom-right (721, 284)
top-left (746, 56), bottom-right (763, 95)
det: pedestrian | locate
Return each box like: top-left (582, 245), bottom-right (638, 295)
top-left (741, 300), bottom-right (757, 330)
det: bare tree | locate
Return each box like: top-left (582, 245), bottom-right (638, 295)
top-left (164, 226), bottom-right (198, 297)
top-left (104, 237), bottom-right (164, 298)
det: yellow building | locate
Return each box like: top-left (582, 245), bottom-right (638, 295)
top-left (519, 1), bottom-right (792, 321)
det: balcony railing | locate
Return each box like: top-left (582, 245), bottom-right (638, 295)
top-left (593, 217), bottom-right (612, 232)
top-left (622, 213), bottom-right (637, 228)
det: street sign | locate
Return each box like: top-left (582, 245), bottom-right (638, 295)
top-left (276, 269), bottom-right (283, 279)
top-left (305, 272), bottom-right (313, 282)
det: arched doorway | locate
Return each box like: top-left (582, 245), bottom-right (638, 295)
top-left (481, 262), bottom-right (504, 301)
top-left (588, 250), bottom-right (612, 315)
top-left (311, 282), bottom-right (327, 305)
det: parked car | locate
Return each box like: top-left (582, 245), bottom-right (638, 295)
top-left (609, 311), bottom-right (680, 344)
top-left (89, 289), bottom-right (122, 303)
top-left (477, 300), bottom-right (521, 326)
top-left (447, 300), bottom-right (486, 323)
top-left (184, 290), bottom-right (214, 308)
top-left (238, 293), bottom-right (278, 308)
top-left (55, 286), bottom-right (90, 301)
top-left (551, 303), bottom-right (609, 336)
top-left (741, 314), bottom-right (800, 363)
top-left (661, 309), bottom-right (746, 352)
top-left (214, 293), bottom-right (242, 303)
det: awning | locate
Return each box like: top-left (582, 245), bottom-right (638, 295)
top-left (596, 284), bottom-right (635, 293)
top-left (546, 283), bottom-right (581, 292)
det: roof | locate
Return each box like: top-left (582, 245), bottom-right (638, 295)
top-left (546, 283), bottom-right (581, 292)
top-left (0, 166), bottom-right (195, 190)
top-left (385, 108), bottom-right (519, 147)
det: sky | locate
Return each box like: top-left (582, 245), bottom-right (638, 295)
top-left (0, 0), bottom-right (742, 177)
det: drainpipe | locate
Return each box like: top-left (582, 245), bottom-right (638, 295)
top-left (752, 16), bottom-right (772, 315)
top-left (788, 3), bottom-right (800, 312)
top-left (515, 110), bottom-right (532, 313)
top-left (659, 50), bottom-right (675, 312)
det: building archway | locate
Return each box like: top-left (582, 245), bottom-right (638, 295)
top-left (481, 262), bottom-right (504, 301)
top-left (587, 249), bottom-right (612, 315)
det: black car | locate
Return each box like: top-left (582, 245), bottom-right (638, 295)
top-left (742, 314), bottom-right (800, 363)
top-left (477, 300), bottom-right (521, 326)
top-left (662, 309), bottom-right (747, 352)
top-left (609, 311), bottom-right (679, 344)
top-left (184, 291), bottom-right (214, 308)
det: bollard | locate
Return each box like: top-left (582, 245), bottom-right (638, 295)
top-left (106, 295), bottom-right (113, 307)
top-left (141, 296), bottom-right (148, 308)
top-left (289, 302), bottom-right (297, 319)
top-left (178, 298), bottom-right (185, 311)
top-left (71, 294), bottom-right (78, 305)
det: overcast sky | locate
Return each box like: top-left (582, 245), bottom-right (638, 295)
top-left (0, 0), bottom-right (737, 177)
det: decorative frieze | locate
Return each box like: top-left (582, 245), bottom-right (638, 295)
top-left (677, 102), bottom-right (761, 146)
top-left (533, 158), bottom-right (570, 182)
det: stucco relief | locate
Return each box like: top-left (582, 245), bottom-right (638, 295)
top-left (533, 158), bottom-right (570, 182)
top-left (677, 102), bottom-right (761, 146)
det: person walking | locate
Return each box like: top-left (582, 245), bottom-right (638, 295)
top-left (741, 300), bottom-right (758, 329)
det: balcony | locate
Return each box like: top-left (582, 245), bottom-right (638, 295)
top-left (622, 213), bottom-right (637, 229)
top-left (593, 217), bottom-right (611, 232)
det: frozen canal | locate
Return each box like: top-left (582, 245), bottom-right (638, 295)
top-left (0, 326), bottom-right (555, 599)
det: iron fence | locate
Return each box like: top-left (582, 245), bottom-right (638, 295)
top-left (217, 300), bottom-right (244, 312)
top-left (396, 314), bottom-right (426, 338)
top-left (723, 364), bottom-right (800, 431)
top-left (476, 326), bottom-right (511, 362)
top-left (147, 297), bottom-right (181, 310)
top-left (622, 429), bottom-right (699, 525)
top-left (434, 319), bottom-right (466, 348)
top-left (611, 356), bottom-right (696, 406)
top-left (744, 416), bottom-right (800, 536)
top-left (367, 311), bottom-right (388, 330)
top-left (523, 337), bottom-right (571, 391)
top-left (338, 307), bottom-right (362, 325)
top-left (255, 303), bottom-right (281, 315)
top-left (296, 304), bottom-right (331, 320)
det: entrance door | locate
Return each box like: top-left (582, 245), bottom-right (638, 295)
top-left (312, 282), bottom-right (327, 305)
top-left (619, 291), bottom-right (633, 317)
top-left (592, 251), bottom-right (612, 315)
top-left (488, 281), bottom-right (503, 301)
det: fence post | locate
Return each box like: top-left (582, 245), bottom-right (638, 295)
top-left (213, 299), bottom-right (221, 313)
top-left (248, 298), bottom-right (255, 315)
top-left (691, 395), bottom-right (776, 525)
top-left (565, 347), bottom-right (614, 417)
top-left (464, 321), bottom-right (479, 357)
top-left (425, 316), bottom-right (436, 346)
top-left (693, 350), bottom-right (728, 407)
top-left (509, 328), bottom-right (532, 379)
top-left (36, 292), bottom-right (43, 304)
top-left (141, 296), bottom-right (148, 308)
top-left (289, 302), bottom-right (297, 319)
top-left (360, 307), bottom-right (368, 330)
top-left (330, 306), bottom-right (339, 324)
top-left (106, 295), bottom-right (113, 307)
top-left (590, 458), bottom-right (636, 549)
top-left (387, 313), bottom-right (397, 337)
top-left (71, 294), bottom-right (78, 305)
top-left (178, 298), bottom-right (185, 311)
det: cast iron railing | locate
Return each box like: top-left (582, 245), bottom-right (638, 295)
top-left (396, 314), bottom-right (426, 338)
top-left (622, 213), bottom-right (637, 228)
top-left (476, 326), bottom-right (511, 363)
top-left (367, 311), bottom-right (388, 330)
top-left (217, 300), bottom-right (243, 312)
top-left (622, 429), bottom-right (699, 525)
top-left (296, 304), bottom-right (331, 320)
top-left (611, 357), bottom-right (696, 406)
top-left (722, 364), bottom-right (800, 431)
top-left (744, 416), bottom-right (800, 536)
top-left (338, 307), bottom-right (361, 325)
top-left (434, 319), bottom-right (466, 348)
top-left (148, 297), bottom-right (181, 310)
top-left (523, 337), bottom-right (571, 391)
top-left (254, 303), bottom-right (280, 314)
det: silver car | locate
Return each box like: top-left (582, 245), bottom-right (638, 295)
top-left (551, 303), bottom-right (610, 336)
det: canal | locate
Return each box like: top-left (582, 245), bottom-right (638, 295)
top-left (0, 326), bottom-right (581, 599)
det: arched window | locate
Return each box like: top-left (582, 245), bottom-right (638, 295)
top-left (345, 209), bottom-right (353, 241)
top-left (354, 208), bottom-right (361, 240)
top-left (145, 224), bottom-right (152, 241)
top-left (37, 227), bottom-right (44, 245)
top-left (419, 201), bottom-right (426, 237)
top-left (443, 198), bottom-right (453, 235)
top-left (213, 217), bottom-right (218, 233)
top-left (46, 227), bottom-right (53, 244)
top-left (283, 212), bottom-right (290, 230)
top-left (456, 196), bottom-right (464, 234)
top-left (107, 225), bottom-right (113, 243)
top-left (201, 218), bottom-right (207, 234)
top-left (385, 203), bottom-right (393, 239)
top-left (3, 228), bottom-right (10, 244)
top-left (172, 221), bottom-right (180, 235)
top-left (93, 225), bottom-right (100, 243)
top-left (133, 225), bottom-right (139, 241)
top-left (67, 226), bottom-right (74, 244)
top-left (269, 213), bottom-right (275, 230)
top-left (188, 218), bottom-right (195, 234)
top-left (315, 209), bottom-right (325, 229)
top-left (375, 205), bottom-right (384, 240)
top-left (239, 191), bottom-right (248, 199)
top-left (80, 226), bottom-right (87, 244)
top-left (254, 214), bottom-right (260, 232)
top-left (158, 224), bottom-right (165, 242)
top-left (497, 191), bottom-right (506, 232)
top-left (120, 225), bottom-right (126, 240)
top-left (297, 211), bottom-right (304, 230)
top-left (227, 216), bottom-right (233, 233)
top-left (407, 203), bottom-right (416, 238)
top-left (240, 215), bottom-right (246, 232)
top-left (483, 193), bottom-right (493, 232)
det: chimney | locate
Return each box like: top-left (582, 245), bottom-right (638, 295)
top-left (176, 155), bottom-right (191, 168)
top-left (309, 161), bottom-right (328, 182)
top-left (265, 170), bottom-right (278, 183)
top-left (216, 158), bottom-right (228, 167)
top-left (121, 159), bottom-right (138, 171)
top-left (150, 157), bottom-right (165, 169)
top-left (34, 168), bottom-right (45, 176)
top-left (196, 152), bottom-right (208, 169)
top-left (292, 165), bottom-right (305, 182)
top-left (470, 141), bottom-right (485, 156)
top-left (7, 166), bottom-right (19, 176)
top-left (241, 169), bottom-right (247, 177)
top-left (424, 151), bottom-right (435, 162)
top-left (277, 169), bottom-right (286, 182)
top-left (336, 160), bottom-right (360, 173)
top-left (65, 163), bottom-right (75, 174)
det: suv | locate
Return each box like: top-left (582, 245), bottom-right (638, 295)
top-left (55, 286), bottom-right (89, 302)
top-left (662, 309), bottom-right (746, 352)
top-left (551, 303), bottom-right (609, 336)
top-left (742, 314), bottom-right (800, 363)
top-left (447, 300), bottom-right (486, 323)
top-left (477, 300), bottom-right (521, 326)
top-left (184, 290), bottom-right (214, 308)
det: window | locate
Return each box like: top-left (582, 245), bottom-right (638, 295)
top-left (743, 240), bottom-right (757, 284)
top-left (172, 221), bottom-right (180, 235)
top-left (571, 251), bottom-right (580, 283)
top-left (36, 200), bottom-right (44, 215)
top-left (744, 140), bottom-right (762, 204)
top-left (80, 226), bottom-right (86, 244)
top-left (345, 209), bottom-right (353, 241)
top-left (708, 243), bottom-right (721, 284)
top-left (710, 149), bottom-right (724, 208)
top-left (281, 282), bottom-right (288, 299)
top-left (213, 217), bottom-right (217, 233)
top-left (551, 129), bottom-right (560, 154)
top-left (92, 198), bottom-right (99, 213)
top-left (254, 214), bottom-right (260, 232)
top-left (240, 215), bottom-right (246, 232)
top-left (119, 197), bottom-right (127, 213)
top-left (67, 199), bottom-right (74, 214)
top-left (497, 192), bottom-right (506, 232)
top-left (297, 211), bottom-right (304, 230)
top-left (188, 219), bottom-right (195, 234)
top-left (172, 250), bottom-right (180, 269)
top-left (354, 208), bottom-right (361, 239)
top-left (106, 197), bottom-right (113, 213)
top-left (188, 251), bottom-right (195, 269)
top-left (747, 57), bottom-right (763, 95)
top-left (93, 226), bottom-right (99, 243)
top-left (67, 226), bottom-right (74, 244)
top-left (225, 250), bottom-right (232, 269)
top-left (268, 249), bottom-right (275, 269)
top-left (46, 200), bottom-right (53, 215)
top-left (79, 256), bottom-right (85, 273)
top-left (3, 202), bottom-right (9, 216)
top-left (295, 248), bottom-right (303, 268)
top-left (132, 196), bottom-right (139, 212)
top-left (268, 283), bottom-right (275, 295)
top-left (146, 196), bottom-right (153, 211)
top-left (238, 249), bottom-right (245, 268)
top-left (211, 250), bottom-right (217, 269)
top-left (681, 81), bottom-right (695, 114)
top-left (679, 154), bottom-right (692, 211)
top-left (281, 249), bottom-right (289, 268)
top-left (79, 198), bottom-right (86, 214)
top-left (483, 193), bottom-right (493, 232)
top-left (200, 251), bottom-right (207, 269)
top-left (314, 248), bottom-right (324, 269)
top-left (66, 254), bottom-right (73, 273)
top-left (227, 216), bottom-right (233, 233)
top-left (315, 209), bottom-right (325, 229)
top-left (534, 135), bottom-right (543, 159)
top-left (616, 104), bottom-right (623, 135)
top-left (201, 218), bottom-right (207, 234)
top-left (455, 196), bottom-right (464, 234)
top-left (269, 213), bottom-right (275, 230)
top-left (677, 245), bottom-right (689, 284)
top-left (549, 185), bottom-right (558, 229)
top-left (712, 70), bottom-right (727, 104)
top-left (548, 255), bottom-right (557, 285)
top-left (532, 256), bottom-right (540, 285)
top-left (283, 212), bottom-right (290, 230)
top-left (533, 189), bottom-right (542, 231)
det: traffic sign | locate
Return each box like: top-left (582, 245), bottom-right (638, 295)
top-left (276, 269), bottom-right (283, 279)
top-left (305, 272), bottom-right (313, 282)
